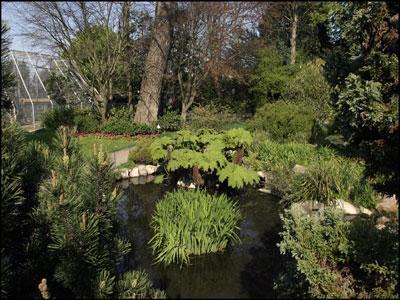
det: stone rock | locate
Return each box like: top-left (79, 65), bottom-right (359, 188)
top-left (146, 175), bottom-right (155, 183)
top-left (177, 180), bottom-right (185, 187)
top-left (359, 206), bottom-right (373, 216)
top-left (138, 165), bottom-right (148, 176)
top-left (188, 183), bottom-right (196, 189)
top-left (130, 177), bottom-right (139, 185)
top-left (292, 164), bottom-right (306, 174)
top-left (257, 171), bottom-right (267, 179)
top-left (120, 168), bottom-right (130, 179)
top-left (291, 201), bottom-right (325, 216)
top-left (139, 176), bottom-right (147, 185)
top-left (376, 194), bottom-right (398, 213)
top-left (258, 188), bottom-right (271, 194)
top-left (130, 167), bottom-right (139, 178)
top-left (145, 165), bottom-right (158, 175)
top-left (334, 199), bottom-right (359, 215)
top-left (375, 215), bottom-right (392, 230)
top-left (376, 216), bottom-right (390, 225)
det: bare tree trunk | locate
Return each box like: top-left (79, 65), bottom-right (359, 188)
top-left (134, 1), bottom-right (172, 124)
top-left (290, 12), bottom-right (298, 65)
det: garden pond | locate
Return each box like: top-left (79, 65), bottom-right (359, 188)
top-left (117, 179), bottom-right (289, 298)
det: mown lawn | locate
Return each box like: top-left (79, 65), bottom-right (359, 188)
top-left (25, 128), bottom-right (137, 157)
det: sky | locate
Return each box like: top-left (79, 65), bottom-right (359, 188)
top-left (1, 1), bottom-right (155, 54)
top-left (1, 2), bottom-right (33, 52)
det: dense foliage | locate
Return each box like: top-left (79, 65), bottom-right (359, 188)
top-left (247, 101), bottom-right (316, 143)
top-left (186, 104), bottom-right (240, 131)
top-left (150, 128), bottom-right (259, 189)
top-left (128, 138), bottom-right (156, 165)
top-left (278, 207), bottom-right (399, 298)
top-left (149, 189), bottom-right (241, 266)
top-left (40, 107), bottom-right (76, 130)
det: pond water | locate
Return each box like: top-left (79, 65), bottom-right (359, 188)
top-left (117, 181), bottom-right (287, 298)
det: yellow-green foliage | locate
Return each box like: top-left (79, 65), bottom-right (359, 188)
top-left (149, 128), bottom-right (259, 189)
top-left (128, 139), bottom-right (155, 165)
top-left (149, 189), bottom-right (241, 267)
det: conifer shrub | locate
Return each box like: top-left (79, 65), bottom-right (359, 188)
top-left (186, 103), bottom-right (239, 131)
top-left (149, 189), bottom-right (241, 267)
top-left (41, 106), bottom-right (75, 130)
top-left (246, 101), bottom-right (315, 143)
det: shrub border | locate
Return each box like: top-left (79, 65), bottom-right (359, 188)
top-left (73, 132), bottom-right (160, 139)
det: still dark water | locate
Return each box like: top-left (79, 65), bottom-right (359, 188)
top-left (117, 181), bottom-right (286, 298)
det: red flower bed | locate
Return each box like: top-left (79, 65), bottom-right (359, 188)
top-left (73, 132), bottom-right (160, 139)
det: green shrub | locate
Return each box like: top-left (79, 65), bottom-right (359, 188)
top-left (280, 58), bottom-right (333, 120)
top-left (108, 106), bottom-right (131, 120)
top-left (156, 110), bottom-right (181, 132)
top-left (286, 158), bottom-right (369, 207)
top-left (277, 207), bottom-right (399, 298)
top-left (73, 109), bottom-right (100, 133)
top-left (351, 181), bottom-right (377, 209)
top-left (100, 119), bottom-right (156, 135)
top-left (116, 270), bottom-right (166, 299)
top-left (278, 207), bottom-right (355, 298)
top-left (40, 107), bottom-right (75, 130)
top-left (246, 101), bottom-right (316, 143)
top-left (128, 139), bottom-right (155, 165)
top-left (149, 189), bottom-right (241, 266)
top-left (186, 103), bottom-right (239, 131)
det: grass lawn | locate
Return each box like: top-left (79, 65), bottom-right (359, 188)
top-left (26, 128), bottom-right (137, 157)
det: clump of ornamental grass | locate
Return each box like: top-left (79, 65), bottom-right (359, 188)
top-left (149, 189), bottom-right (241, 267)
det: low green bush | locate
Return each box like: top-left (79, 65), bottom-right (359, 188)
top-left (40, 106), bottom-right (75, 130)
top-left (186, 103), bottom-right (239, 131)
top-left (246, 101), bottom-right (316, 143)
top-left (277, 207), bottom-right (399, 298)
top-left (100, 119), bottom-right (156, 135)
top-left (128, 139), bottom-right (155, 165)
top-left (149, 189), bottom-right (241, 266)
top-left (74, 108), bottom-right (100, 133)
top-left (156, 110), bottom-right (181, 132)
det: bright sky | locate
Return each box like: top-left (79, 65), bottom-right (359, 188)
top-left (1, 2), bottom-right (33, 52)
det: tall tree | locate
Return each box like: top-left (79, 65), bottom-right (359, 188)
top-left (19, 2), bottom-right (124, 120)
top-left (134, 1), bottom-right (173, 124)
top-left (1, 23), bottom-right (15, 114)
top-left (167, 2), bottom-right (261, 121)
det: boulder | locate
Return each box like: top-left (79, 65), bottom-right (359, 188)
top-left (257, 171), bottom-right (267, 179)
top-left (130, 167), bottom-right (139, 178)
top-left (138, 165), bottom-right (148, 176)
top-left (292, 164), bottom-right (306, 174)
top-left (258, 188), bottom-right (271, 194)
top-left (376, 194), bottom-right (398, 213)
top-left (120, 168), bottom-right (130, 179)
top-left (375, 216), bottom-right (390, 230)
top-left (177, 180), bottom-right (185, 187)
top-left (334, 199), bottom-right (359, 215)
top-left (145, 165), bottom-right (158, 175)
top-left (188, 183), bottom-right (196, 189)
top-left (359, 206), bottom-right (373, 216)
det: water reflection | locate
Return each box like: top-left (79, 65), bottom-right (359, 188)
top-left (118, 182), bottom-right (285, 298)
